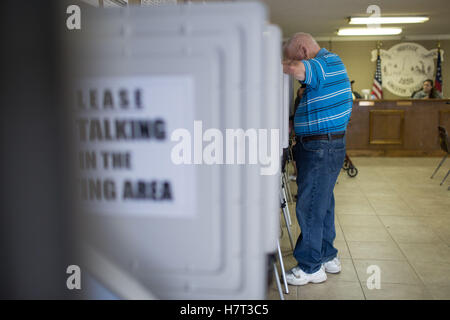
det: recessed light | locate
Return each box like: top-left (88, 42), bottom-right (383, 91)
top-left (349, 17), bottom-right (429, 24)
top-left (338, 27), bottom-right (402, 36)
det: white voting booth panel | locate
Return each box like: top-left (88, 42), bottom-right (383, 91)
top-left (71, 3), bottom-right (281, 299)
top-left (262, 24), bottom-right (282, 254)
top-left (278, 74), bottom-right (290, 155)
top-left (281, 74), bottom-right (293, 150)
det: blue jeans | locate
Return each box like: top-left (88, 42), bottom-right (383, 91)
top-left (292, 132), bottom-right (346, 274)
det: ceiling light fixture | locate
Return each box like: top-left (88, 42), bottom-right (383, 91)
top-left (338, 27), bottom-right (402, 36)
top-left (349, 17), bottom-right (429, 24)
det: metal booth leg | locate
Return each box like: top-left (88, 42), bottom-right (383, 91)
top-left (277, 240), bottom-right (289, 294)
top-left (280, 192), bottom-right (295, 251)
top-left (283, 171), bottom-right (294, 203)
top-left (281, 178), bottom-right (292, 226)
top-left (272, 262), bottom-right (285, 300)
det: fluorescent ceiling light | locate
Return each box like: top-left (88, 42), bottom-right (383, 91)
top-left (338, 27), bottom-right (402, 36)
top-left (349, 17), bottom-right (429, 24)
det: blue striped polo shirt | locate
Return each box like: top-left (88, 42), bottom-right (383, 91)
top-left (294, 48), bottom-right (353, 136)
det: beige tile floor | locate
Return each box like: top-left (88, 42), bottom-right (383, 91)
top-left (268, 157), bottom-right (450, 300)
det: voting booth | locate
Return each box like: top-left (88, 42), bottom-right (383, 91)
top-left (68, 2), bottom-right (285, 299)
top-left (282, 74), bottom-right (293, 151)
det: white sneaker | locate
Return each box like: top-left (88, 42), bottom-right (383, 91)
top-left (285, 266), bottom-right (327, 286)
top-left (323, 257), bottom-right (341, 274)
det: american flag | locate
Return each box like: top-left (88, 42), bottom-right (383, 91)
top-left (435, 49), bottom-right (442, 94)
top-left (371, 52), bottom-right (383, 99)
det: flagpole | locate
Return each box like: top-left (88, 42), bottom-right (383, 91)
top-left (371, 41), bottom-right (383, 100)
top-left (436, 41), bottom-right (443, 96)
top-left (377, 41), bottom-right (382, 55)
top-left (378, 42), bottom-right (382, 99)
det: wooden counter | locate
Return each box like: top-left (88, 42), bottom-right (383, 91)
top-left (346, 99), bottom-right (450, 156)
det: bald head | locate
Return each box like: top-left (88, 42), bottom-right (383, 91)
top-left (284, 32), bottom-right (321, 61)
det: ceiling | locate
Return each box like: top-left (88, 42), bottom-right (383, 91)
top-left (259, 0), bottom-right (450, 40)
top-left (97, 0), bottom-right (450, 40)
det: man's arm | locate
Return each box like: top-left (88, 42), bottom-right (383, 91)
top-left (283, 58), bottom-right (325, 89)
top-left (283, 60), bottom-right (306, 81)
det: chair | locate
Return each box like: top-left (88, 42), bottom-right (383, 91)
top-left (430, 126), bottom-right (450, 187)
top-left (441, 169), bottom-right (450, 186)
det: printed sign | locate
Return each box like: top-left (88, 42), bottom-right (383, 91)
top-left (74, 76), bottom-right (196, 217)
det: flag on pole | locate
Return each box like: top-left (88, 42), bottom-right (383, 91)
top-left (371, 52), bottom-right (383, 99)
top-left (435, 48), bottom-right (443, 94)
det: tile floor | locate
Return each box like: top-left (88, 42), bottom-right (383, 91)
top-left (268, 157), bottom-right (450, 300)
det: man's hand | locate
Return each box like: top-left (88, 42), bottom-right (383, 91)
top-left (282, 59), bottom-right (306, 81)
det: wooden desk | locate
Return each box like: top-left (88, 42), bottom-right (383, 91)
top-left (347, 99), bottom-right (450, 156)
